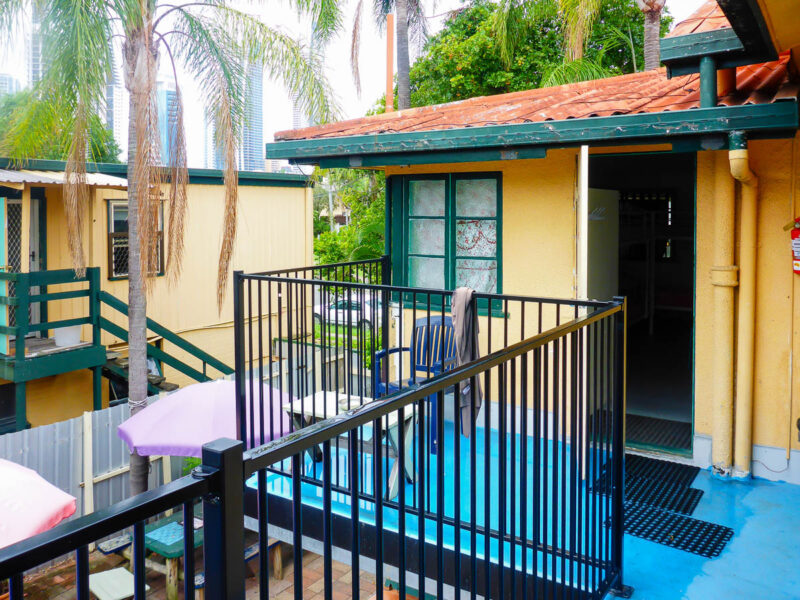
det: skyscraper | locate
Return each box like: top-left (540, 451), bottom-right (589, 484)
top-left (27, 7), bottom-right (43, 85)
top-left (241, 64), bottom-right (264, 171)
top-left (0, 74), bottom-right (21, 98)
top-left (156, 76), bottom-right (178, 165)
top-left (104, 52), bottom-right (128, 158)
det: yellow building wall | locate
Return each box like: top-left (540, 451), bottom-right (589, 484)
top-left (29, 180), bottom-right (312, 424)
top-left (695, 137), bottom-right (799, 454)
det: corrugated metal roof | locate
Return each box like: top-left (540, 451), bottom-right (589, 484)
top-left (276, 54), bottom-right (797, 142)
top-left (0, 169), bottom-right (127, 188)
top-left (667, 1), bottom-right (731, 38)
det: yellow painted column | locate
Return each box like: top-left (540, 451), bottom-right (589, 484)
top-left (730, 135), bottom-right (759, 477)
top-left (710, 152), bottom-right (737, 474)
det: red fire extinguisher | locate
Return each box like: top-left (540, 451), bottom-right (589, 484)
top-left (787, 218), bottom-right (800, 274)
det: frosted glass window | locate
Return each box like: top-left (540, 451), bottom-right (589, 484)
top-left (456, 219), bottom-right (496, 258)
top-left (456, 179), bottom-right (497, 217)
top-left (409, 180), bottom-right (446, 216)
top-left (409, 256), bottom-right (445, 288)
top-left (456, 259), bottom-right (497, 293)
top-left (409, 219), bottom-right (445, 255)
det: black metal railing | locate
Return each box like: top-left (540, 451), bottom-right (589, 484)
top-left (0, 259), bottom-right (627, 600)
top-left (232, 258), bottom-right (628, 599)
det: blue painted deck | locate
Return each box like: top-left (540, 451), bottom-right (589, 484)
top-left (247, 422), bottom-right (800, 599)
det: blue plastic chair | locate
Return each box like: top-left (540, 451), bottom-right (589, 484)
top-left (373, 316), bottom-right (457, 453)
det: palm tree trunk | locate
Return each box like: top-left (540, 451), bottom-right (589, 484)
top-left (643, 9), bottom-right (661, 71)
top-left (395, 0), bottom-right (410, 110)
top-left (124, 45), bottom-right (151, 498)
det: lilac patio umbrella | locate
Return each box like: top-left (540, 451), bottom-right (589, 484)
top-left (117, 379), bottom-right (292, 457)
top-left (0, 459), bottom-right (77, 549)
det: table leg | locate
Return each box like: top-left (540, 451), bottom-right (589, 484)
top-left (167, 557), bottom-right (179, 600)
top-left (271, 543), bottom-right (284, 580)
top-left (386, 415), bottom-right (416, 500)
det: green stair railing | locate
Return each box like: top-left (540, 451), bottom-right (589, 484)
top-left (97, 290), bottom-right (234, 384)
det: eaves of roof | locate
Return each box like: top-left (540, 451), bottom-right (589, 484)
top-left (0, 159), bottom-right (311, 188)
top-left (267, 102), bottom-right (799, 168)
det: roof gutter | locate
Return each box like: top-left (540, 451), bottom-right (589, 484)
top-left (266, 103), bottom-right (799, 166)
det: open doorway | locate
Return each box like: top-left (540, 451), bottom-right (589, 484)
top-left (589, 152), bottom-right (696, 454)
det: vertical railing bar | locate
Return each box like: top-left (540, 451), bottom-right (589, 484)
top-left (436, 388), bottom-right (445, 600)
top-left (510, 356), bottom-right (517, 600)
top-left (418, 381), bottom-right (426, 600)
top-left (76, 545), bottom-right (89, 600)
top-left (521, 351), bottom-right (528, 600)
top-left (257, 470), bottom-right (269, 600)
top-left (398, 401), bottom-right (407, 600)
top-left (560, 335), bottom-right (567, 600)
top-left (9, 573), bottom-right (23, 600)
top-left (533, 347), bottom-right (541, 600)
top-left (550, 337), bottom-right (558, 597)
top-left (248, 279), bottom-right (255, 450)
top-left (269, 281), bottom-right (275, 442)
top-left (184, 501), bottom-right (196, 600)
top-left (323, 440), bottom-right (333, 600)
top-left (292, 452), bottom-right (303, 599)
top-left (350, 425), bottom-right (361, 600)
top-left (133, 521), bottom-right (145, 600)
top-left (374, 410), bottom-right (384, 600)
top-left (483, 366), bottom-right (491, 600)
top-left (470, 297), bottom-right (478, 600)
top-left (498, 358), bottom-right (506, 600)
top-left (454, 351), bottom-right (462, 600)
top-left (258, 282), bottom-right (265, 447)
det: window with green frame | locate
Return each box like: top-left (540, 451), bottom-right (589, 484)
top-left (400, 173), bottom-right (501, 293)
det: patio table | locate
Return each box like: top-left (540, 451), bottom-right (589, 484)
top-left (144, 512), bottom-right (203, 600)
top-left (283, 391), bottom-right (415, 499)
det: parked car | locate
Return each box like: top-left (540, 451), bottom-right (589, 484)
top-left (313, 298), bottom-right (383, 330)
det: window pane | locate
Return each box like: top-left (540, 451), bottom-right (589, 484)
top-left (408, 256), bottom-right (445, 289)
top-left (456, 179), bottom-right (497, 217)
top-left (456, 259), bottom-right (497, 293)
top-left (456, 219), bottom-right (496, 257)
top-left (112, 204), bottom-right (128, 233)
top-left (409, 218), bottom-right (445, 255)
top-left (409, 180), bottom-right (445, 217)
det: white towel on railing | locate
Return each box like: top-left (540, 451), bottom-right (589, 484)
top-left (452, 287), bottom-right (482, 436)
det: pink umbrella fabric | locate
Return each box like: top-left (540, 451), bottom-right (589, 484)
top-left (118, 379), bottom-right (292, 457)
top-left (0, 459), bottom-right (77, 549)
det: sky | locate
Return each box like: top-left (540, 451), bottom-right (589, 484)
top-left (0, 0), bottom-right (705, 168)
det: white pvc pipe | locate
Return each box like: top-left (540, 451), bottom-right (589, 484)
top-left (577, 145), bottom-right (589, 299)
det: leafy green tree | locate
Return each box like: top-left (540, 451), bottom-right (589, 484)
top-left (313, 169), bottom-right (385, 265)
top-left (0, 90), bottom-right (121, 163)
top-left (0, 0), bottom-right (339, 496)
top-left (409, 0), bottom-right (671, 106)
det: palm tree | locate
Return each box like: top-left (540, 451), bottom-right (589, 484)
top-left (350, 0), bottom-right (427, 109)
top-left (494, 0), bottom-right (603, 68)
top-left (636, 0), bottom-right (666, 70)
top-left (0, 0), bottom-right (340, 495)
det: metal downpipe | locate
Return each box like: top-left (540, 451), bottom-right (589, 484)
top-left (729, 131), bottom-right (758, 478)
top-left (711, 152), bottom-right (737, 475)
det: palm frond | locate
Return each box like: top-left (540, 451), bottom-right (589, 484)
top-left (493, 0), bottom-right (558, 69)
top-left (542, 57), bottom-right (613, 87)
top-left (350, 0), bottom-right (363, 97)
top-left (559, 0), bottom-right (602, 61)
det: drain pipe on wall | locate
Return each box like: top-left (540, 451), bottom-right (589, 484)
top-left (730, 130), bottom-right (759, 478)
top-left (711, 151), bottom-right (737, 475)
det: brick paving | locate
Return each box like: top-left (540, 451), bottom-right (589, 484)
top-left (13, 542), bottom-right (378, 600)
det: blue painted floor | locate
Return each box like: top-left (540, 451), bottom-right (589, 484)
top-left (625, 468), bottom-right (800, 600)
top-left (248, 422), bottom-right (800, 599)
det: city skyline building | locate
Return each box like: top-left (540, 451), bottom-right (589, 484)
top-left (156, 75), bottom-right (178, 165)
top-left (0, 74), bottom-right (21, 98)
top-left (26, 6), bottom-right (43, 86)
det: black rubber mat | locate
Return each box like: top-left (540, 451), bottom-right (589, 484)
top-left (592, 455), bottom-right (702, 513)
top-left (625, 475), bottom-right (704, 515)
top-left (625, 454), bottom-right (700, 489)
top-left (626, 414), bottom-right (692, 450)
top-left (624, 503), bottom-right (734, 558)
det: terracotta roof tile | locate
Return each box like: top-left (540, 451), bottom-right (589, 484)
top-left (276, 53), bottom-right (795, 142)
top-left (666, 0), bottom-right (731, 38)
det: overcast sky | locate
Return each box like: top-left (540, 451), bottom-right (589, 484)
top-left (0, 0), bottom-right (705, 167)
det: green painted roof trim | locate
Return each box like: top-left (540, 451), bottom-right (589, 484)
top-left (718, 0), bottom-right (777, 61)
top-left (661, 28), bottom-right (745, 62)
top-left (265, 102), bottom-right (799, 165)
top-left (0, 158), bottom-right (311, 188)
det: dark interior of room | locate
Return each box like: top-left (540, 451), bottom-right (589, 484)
top-left (590, 152), bottom-right (696, 452)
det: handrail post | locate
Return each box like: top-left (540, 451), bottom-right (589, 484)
top-left (89, 268), bottom-right (101, 346)
top-left (202, 438), bottom-right (245, 600)
top-left (15, 272), bottom-right (28, 361)
top-left (233, 271), bottom-right (246, 444)
top-left (610, 296), bottom-right (631, 598)
top-left (380, 255), bottom-right (391, 390)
